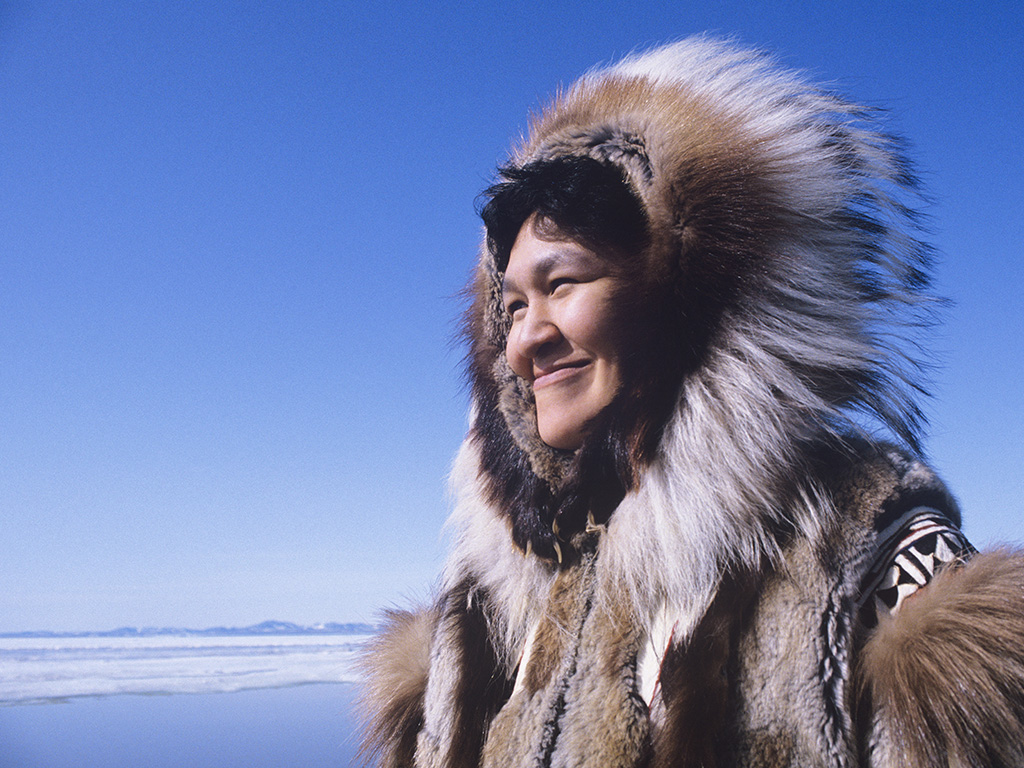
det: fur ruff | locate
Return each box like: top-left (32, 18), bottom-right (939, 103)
top-left (358, 607), bottom-right (437, 768)
top-left (468, 36), bottom-right (936, 574)
top-left (861, 549), bottom-right (1024, 767)
top-left (463, 35), bottom-right (936, 649)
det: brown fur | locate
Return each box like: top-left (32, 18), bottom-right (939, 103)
top-left (357, 607), bottom-right (437, 768)
top-left (652, 575), bottom-right (758, 768)
top-left (522, 562), bottom-right (592, 694)
top-left (861, 549), bottom-right (1024, 767)
top-left (441, 583), bottom-right (518, 768)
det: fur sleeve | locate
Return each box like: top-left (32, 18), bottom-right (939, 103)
top-left (861, 549), bottom-right (1024, 767)
top-left (357, 605), bottom-right (438, 768)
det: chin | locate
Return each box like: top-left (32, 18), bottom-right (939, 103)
top-left (537, 422), bottom-right (583, 451)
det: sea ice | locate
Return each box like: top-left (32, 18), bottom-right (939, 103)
top-left (0, 634), bottom-right (370, 705)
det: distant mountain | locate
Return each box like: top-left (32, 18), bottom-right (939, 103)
top-left (0, 620), bottom-right (376, 639)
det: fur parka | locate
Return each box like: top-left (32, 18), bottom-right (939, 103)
top-left (359, 38), bottom-right (1024, 767)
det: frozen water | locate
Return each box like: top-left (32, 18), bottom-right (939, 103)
top-left (0, 634), bottom-right (370, 705)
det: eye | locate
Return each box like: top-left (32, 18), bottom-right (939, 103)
top-left (550, 277), bottom-right (577, 293)
top-left (505, 299), bottom-right (526, 318)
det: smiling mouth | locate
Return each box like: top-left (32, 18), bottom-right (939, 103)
top-left (533, 361), bottom-right (590, 389)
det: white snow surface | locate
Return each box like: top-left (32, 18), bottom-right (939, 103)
top-left (0, 634), bottom-right (370, 705)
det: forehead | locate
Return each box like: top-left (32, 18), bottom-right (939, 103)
top-left (502, 226), bottom-right (601, 291)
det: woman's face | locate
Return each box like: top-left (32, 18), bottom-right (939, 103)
top-left (502, 215), bottom-right (625, 450)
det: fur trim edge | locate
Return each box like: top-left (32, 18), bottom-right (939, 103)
top-left (861, 548), bottom-right (1024, 767)
top-left (357, 606), bottom-right (438, 768)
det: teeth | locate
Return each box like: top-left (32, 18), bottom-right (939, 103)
top-left (553, 540), bottom-right (563, 564)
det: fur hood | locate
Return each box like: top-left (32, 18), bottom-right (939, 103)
top-left (359, 38), bottom-right (1024, 768)
top-left (463, 36), bottom-right (935, 611)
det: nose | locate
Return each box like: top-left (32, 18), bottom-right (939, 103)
top-left (506, 305), bottom-right (562, 380)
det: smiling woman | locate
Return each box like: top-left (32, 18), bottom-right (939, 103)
top-left (359, 37), bottom-right (1024, 768)
top-left (484, 155), bottom-right (655, 455)
top-left (502, 219), bottom-right (625, 450)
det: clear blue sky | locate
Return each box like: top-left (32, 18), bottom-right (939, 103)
top-left (1, 1), bottom-right (1021, 633)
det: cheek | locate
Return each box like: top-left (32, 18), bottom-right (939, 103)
top-left (572, 297), bottom-right (622, 360)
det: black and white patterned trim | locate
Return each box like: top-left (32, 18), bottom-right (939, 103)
top-left (858, 506), bottom-right (975, 629)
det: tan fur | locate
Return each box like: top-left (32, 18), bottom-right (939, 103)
top-left (358, 607), bottom-right (438, 768)
top-left (552, 566), bottom-right (650, 768)
top-left (861, 550), bottom-right (1024, 767)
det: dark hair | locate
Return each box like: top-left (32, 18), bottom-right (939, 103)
top-left (478, 155), bottom-right (648, 272)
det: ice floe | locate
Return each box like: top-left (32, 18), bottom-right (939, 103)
top-left (1, 634), bottom-right (370, 705)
